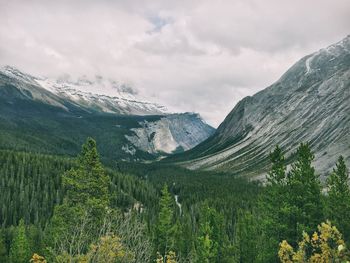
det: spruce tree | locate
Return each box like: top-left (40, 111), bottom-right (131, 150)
top-left (155, 184), bottom-right (175, 260)
top-left (234, 209), bottom-right (260, 263)
top-left (327, 156), bottom-right (350, 240)
top-left (286, 143), bottom-right (323, 244)
top-left (9, 219), bottom-right (31, 263)
top-left (259, 145), bottom-right (288, 262)
top-left (0, 231), bottom-right (7, 262)
top-left (63, 137), bottom-right (110, 213)
top-left (196, 204), bottom-right (227, 263)
top-left (48, 137), bottom-right (110, 257)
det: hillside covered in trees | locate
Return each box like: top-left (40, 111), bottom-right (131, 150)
top-left (1, 138), bottom-right (350, 262)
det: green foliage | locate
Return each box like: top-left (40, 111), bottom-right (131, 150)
top-left (0, 147), bottom-right (158, 260)
top-left (286, 143), bottom-right (323, 242)
top-left (196, 205), bottom-right (222, 263)
top-left (0, 150), bottom-right (70, 227)
top-left (0, 231), bottom-right (8, 262)
top-left (233, 209), bottom-right (260, 263)
top-left (0, 92), bottom-right (160, 163)
top-left (9, 219), bottom-right (31, 263)
top-left (267, 145), bottom-right (287, 186)
top-left (258, 145), bottom-right (289, 262)
top-left (48, 137), bottom-right (111, 257)
top-left (1, 140), bottom-right (349, 262)
top-left (63, 137), bottom-right (110, 217)
top-left (85, 234), bottom-right (134, 263)
top-left (326, 156), bottom-right (350, 241)
top-left (155, 184), bottom-right (175, 257)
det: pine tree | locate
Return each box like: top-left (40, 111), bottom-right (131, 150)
top-left (48, 137), bottom-right (111, 257)
top-left (327, 156), bottom-right (350, 240)
top-left (155, 184), bottom-right (175, 260)
top-left (63, 137), bottom-right (110, 215)
top-left (196, 204), bottom-right (227, 263)
top-left (267, 145), bottom-right (287, 186)
top-left (0, 231), bottom-right (7, 263)
top-left (286, 143), bottom-right (323, 244)
top-left (234, 209), bottom-right (260, 263)
top-left (258, 145), bottom-right (288, 262)
top-left (9, 219), bottom-right (31, 263)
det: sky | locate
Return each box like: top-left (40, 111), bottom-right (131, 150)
top-left (0, 0), bottom-right (349, 127)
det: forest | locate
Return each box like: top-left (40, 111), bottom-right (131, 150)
top-left (0, 138), bottom-right (350, 262)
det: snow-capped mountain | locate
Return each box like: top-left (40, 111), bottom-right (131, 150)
top-left (171, 35), bottom-right (350, 179)
top-left (1, 66), bottom-right (167, 116)
top-left (0, 66), bottom-right (214, 160)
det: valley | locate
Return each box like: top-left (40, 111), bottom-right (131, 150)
top-left (0, 27), bottom-right (349, 263)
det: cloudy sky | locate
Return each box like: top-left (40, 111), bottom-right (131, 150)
top-left (0, 0), bottom-right (349, 127)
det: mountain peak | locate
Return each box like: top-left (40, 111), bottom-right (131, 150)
top-left (174, 36), bottom-right (350, 179)
top-left (1, 66), bottom-right (169, 116)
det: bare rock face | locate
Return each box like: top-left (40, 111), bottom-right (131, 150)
top-left (176, 36), bottom-right (350, 179)
top-left (125, 113), bottom-right (215, 154)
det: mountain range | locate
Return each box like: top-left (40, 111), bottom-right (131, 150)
top-left (169, 35), bottom-right (350, 179)
top-left (0, 66), bottom-right (214, 162)
top-left (1, 36), bottom-right (349, 178)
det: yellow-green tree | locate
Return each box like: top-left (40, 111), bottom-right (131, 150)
top-left (85, 234), bottom-right (134, 263)
top-left (9, 219), bottom-right (31, 263)
top-left (30, 253), bottom-right (47, 263)
top-left (278, 221), bottom-right (350, 262)
top-left (156, 251), bottom-right (177, 263)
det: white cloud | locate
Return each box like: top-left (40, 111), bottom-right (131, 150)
top-left (0, 0), bottom-right (349, 126)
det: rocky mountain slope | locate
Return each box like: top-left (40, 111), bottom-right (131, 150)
top-left (2, 66), bottom-right (167, 115)
top-left (0, 66), bottom-right (214, 161)
top-left (170, 36), bottom-right (350, 179)
top-left (125, 113), bottom-right (214, 154)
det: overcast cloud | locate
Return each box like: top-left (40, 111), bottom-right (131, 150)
top-left (0, 0), bottom-right (349, 127)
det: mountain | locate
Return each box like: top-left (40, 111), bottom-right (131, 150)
top-left (125, 113), bottom-right (214, 155)
top-left (2, 66), bottom-right (167, 115)
top-left (0, 66), bottom-right (214, 161)
top-left (170, 36), bottom-right (350, 179)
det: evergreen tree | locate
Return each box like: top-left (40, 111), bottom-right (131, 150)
top-left (234, 209), bottom-right (260, 263)
top-left (286, 143), bottom-right (323, 244)
top-left (196, 204), bottom-right (227, 263)
top-left (48, 137), bottom-right (111, 257)
top-left (267, 145), bottom-right (287, 186)
top-left (63, 137), bottom-right (110, 216)
top-left (0, 231), bottom-right (7, 262)
top-left (258, 145), bottom-right (288, 262)
top-left (327, 156), bottom-right (350, 240)
top-left (155, 184), bottom-right (175, 260)
top-left (9, 219), bottom-right (31, 263)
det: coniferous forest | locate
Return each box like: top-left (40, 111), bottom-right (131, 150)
top-left (0, 138), bottom-right (349, 262)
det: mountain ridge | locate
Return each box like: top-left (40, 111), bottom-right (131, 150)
top-left (0, 66), bottom-right (214, 161)
top-left (1, 65), bottom-right (168, 116)
top-left (168, 35), bottom-right (350, 179)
